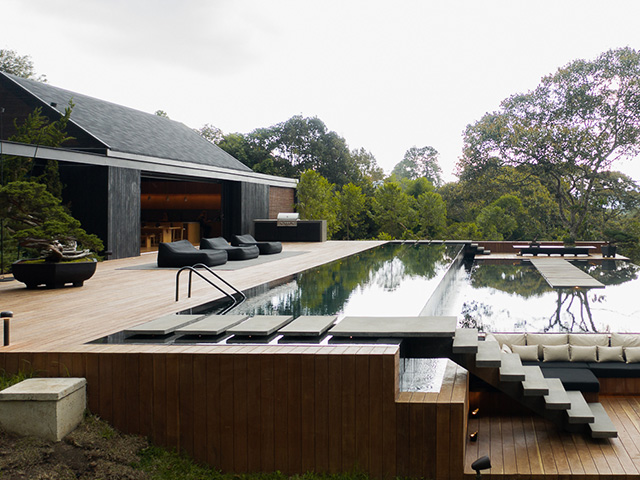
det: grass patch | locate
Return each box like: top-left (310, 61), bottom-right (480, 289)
top-left (0, 369), bottom-right (35, 390)
top-left (135, 447), bottom-right (373, 480)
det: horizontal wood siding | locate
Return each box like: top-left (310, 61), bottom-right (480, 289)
top-left (0, 349), bottom-right (467, 480)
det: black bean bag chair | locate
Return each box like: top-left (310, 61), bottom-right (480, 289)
top-left (232, 234), bottom-right (282, 255)
top-left (157, 240), bottom-right (227, 268)
top-left (200, 237), bottom-right (260, 260)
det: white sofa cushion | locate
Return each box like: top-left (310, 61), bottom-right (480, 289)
top-left (543, 344), bottom-right (570, 362)
top-left (512, 344), bottom-right (539, 361)
top-left (492, 333), bottom-right (526, 349)
top-left (597, 346), bottom-right (624, 363)
top-left (569, 334), bottom-right (609, 347)
top-left (570, 345), bottom-right (597, 362)
top-left (611, 333), bottom-right (640, 348)
top-left (625, 346), bottom-right (640, 363)
top-left (527, 333), bottom-right (568, 357)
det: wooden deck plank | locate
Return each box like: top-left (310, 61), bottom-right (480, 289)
top-left (0, 241), bottom-right (383, 352)
top-left (463, 395), bottom-right (640, 480)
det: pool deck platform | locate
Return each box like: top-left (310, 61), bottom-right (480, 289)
top-left (0, 241), bottom-right (639, 480)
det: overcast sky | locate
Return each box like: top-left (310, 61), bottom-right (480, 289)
top-left (4, 0), bottom-right (640, 182)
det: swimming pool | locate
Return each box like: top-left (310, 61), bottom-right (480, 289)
top-left (199, 242), bottom-right (463, 318)
top-left (451, 258), bottom-right (640, 333)
top-left (193, 243), bottom-right (640, 334)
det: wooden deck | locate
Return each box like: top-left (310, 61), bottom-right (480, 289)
top-left (0, 241), bottom-right (383, 352)
top-left (465, 395), bottom-right (640, 479)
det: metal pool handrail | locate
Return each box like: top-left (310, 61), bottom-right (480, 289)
top-left (175, 264), bottom-right (246, 314)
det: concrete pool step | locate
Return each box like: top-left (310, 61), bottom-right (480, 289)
top-left (452, 328), bottom-right (478, 354)
top-left (475, 340), bottom-right (501, 368)
top-left (174, 314), bottom-right (249, 336)
top-left (521, 366), bottom-right (549, 396)
top-left (227, 315), bottom-right (294, 337)
top-left (124, 313), bottom-right (206, 336)
top-left (278, 315), bottom-right (338, 337)
top-left (543, 378), bottom-right (571, 410)
top-left (566, 391), bottom-right (595, 424)
top-left (499, 353), bottom-right (525, 382)
top-left (588, 402), bottom-right (618, 438)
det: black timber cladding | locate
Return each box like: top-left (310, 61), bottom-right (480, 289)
top-left (107, 167), bottom-right (141, 259)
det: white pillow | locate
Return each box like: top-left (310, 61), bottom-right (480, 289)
top-left (597, 346), bottom-right (624, 363)
top-left (512, 344), bottom-right (539, 361)
top-left (543, 344), bottom-right (570, 362)
top-left (570, 345), bottom-right (597, 362)
top-left (527, 333), bottom-right (568, 357)
top-left (611, 333), bottom-right (640, 348)
top-left (569, 334), bottom-right (609, 347)
top-left (501, 343), bottom-right (512, 354)
top-left (625, 346), bottom-right (640, 363)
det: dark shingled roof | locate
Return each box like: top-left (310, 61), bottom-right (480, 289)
top-left (4, 73), bottom-right (252, 172)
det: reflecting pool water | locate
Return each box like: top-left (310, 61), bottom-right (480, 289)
top-left (200, 243), bottom-right (462, 318)
top-left (450, 259), bottom-right (640, 333)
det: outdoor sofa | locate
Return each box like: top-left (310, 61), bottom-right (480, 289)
top-left (157, 240), bottom-right (227, 268)
top-left (487, 332), bottom-right (640, 393)
top-left (200, 237), bottom-right (260, 260)
top-left (231, 234), bottom-right (282, 255)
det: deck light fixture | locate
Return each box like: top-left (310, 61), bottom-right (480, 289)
top-left (2, 311), bottom-right (13, 346)
top-left (469, 430), bottom-right (478, 441)
top-left (471, 455), bottom-right (491, 479)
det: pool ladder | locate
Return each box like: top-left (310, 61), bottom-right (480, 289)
top-left (175, 264), bottom-right (246, 314)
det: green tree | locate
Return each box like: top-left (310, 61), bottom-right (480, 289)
top-left (351, 147), bottom-right (384, 184)
top-left (371, 182), bottom-right (416, 239)
top-left (154, 110), bottom-right (169, 118)
top-left (0, 181), bottom-right (103, 262)
top-left (336, 183), bottom-right (365, 240)
top-left (392, 146), bottom-right (443, 186)
top-left (197, 123), bottom-right (224, 144)
top-left (296, 170), bottom-right (338, 238)
top-left (459, 47), bottom-right (640, 239)
top-left (0, 49), bottom-right (46, 81)
top-left (476, 205), bottom-right (517, 241)
top-left (416, 191), bottom-right (447, 239)
top-left (6, 102), bottom-right (75, 198)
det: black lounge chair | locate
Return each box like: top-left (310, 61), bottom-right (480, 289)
top-left (200, 237), bottom-right (260, 260)
top-left (157, 240), bottom-right (227, 268)
top-left (232, 234), bottom-right (282, 255)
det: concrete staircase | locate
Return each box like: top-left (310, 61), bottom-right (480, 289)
top-left (450, 328), bottom-right (617, 438)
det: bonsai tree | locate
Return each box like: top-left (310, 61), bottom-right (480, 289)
top-left (0, 181), bottom-right (103, 262)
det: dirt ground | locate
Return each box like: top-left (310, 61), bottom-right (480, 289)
top-left (0, 415), bottom-right (150, 480)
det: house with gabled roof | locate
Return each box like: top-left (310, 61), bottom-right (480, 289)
top-left (0, 72), bottom-right (297, 259)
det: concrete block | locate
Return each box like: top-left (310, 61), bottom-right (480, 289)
top-left (0, 378), bottom-right (86, 441)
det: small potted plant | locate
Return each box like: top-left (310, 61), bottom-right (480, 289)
top-left (0, 181), bottom-right (104, 288)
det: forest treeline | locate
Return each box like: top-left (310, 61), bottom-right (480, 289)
top-left (205, 48), bottom-right (640, 261)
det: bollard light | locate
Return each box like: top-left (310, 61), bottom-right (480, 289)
top-left (1, 311), bottom-right (13, 346)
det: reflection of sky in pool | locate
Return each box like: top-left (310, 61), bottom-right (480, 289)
top-left (202, 244), bottom-right (640, 334)
top-left (449, 260), bottom-right (640, 333)
top-left (229, 243), bottom-right (461, 319)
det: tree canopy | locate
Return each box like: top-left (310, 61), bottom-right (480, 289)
top-left (458, 47), bottom-right (640, 239)
top-left (392, 146), bottom-right (443, 186)
top-left (0, 49), bottom-right (46, 81)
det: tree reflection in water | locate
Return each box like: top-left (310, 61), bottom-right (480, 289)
top-left (459, 259), bottom-right (640, 333)
top-left (224, 243), bottom-right (461, 318)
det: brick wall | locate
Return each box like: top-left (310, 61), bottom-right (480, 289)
top-left (269, 187), bottom-right (295, 219)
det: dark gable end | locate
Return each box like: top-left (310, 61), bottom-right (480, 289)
top-left (3, 73), bottom-right (252, 172)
